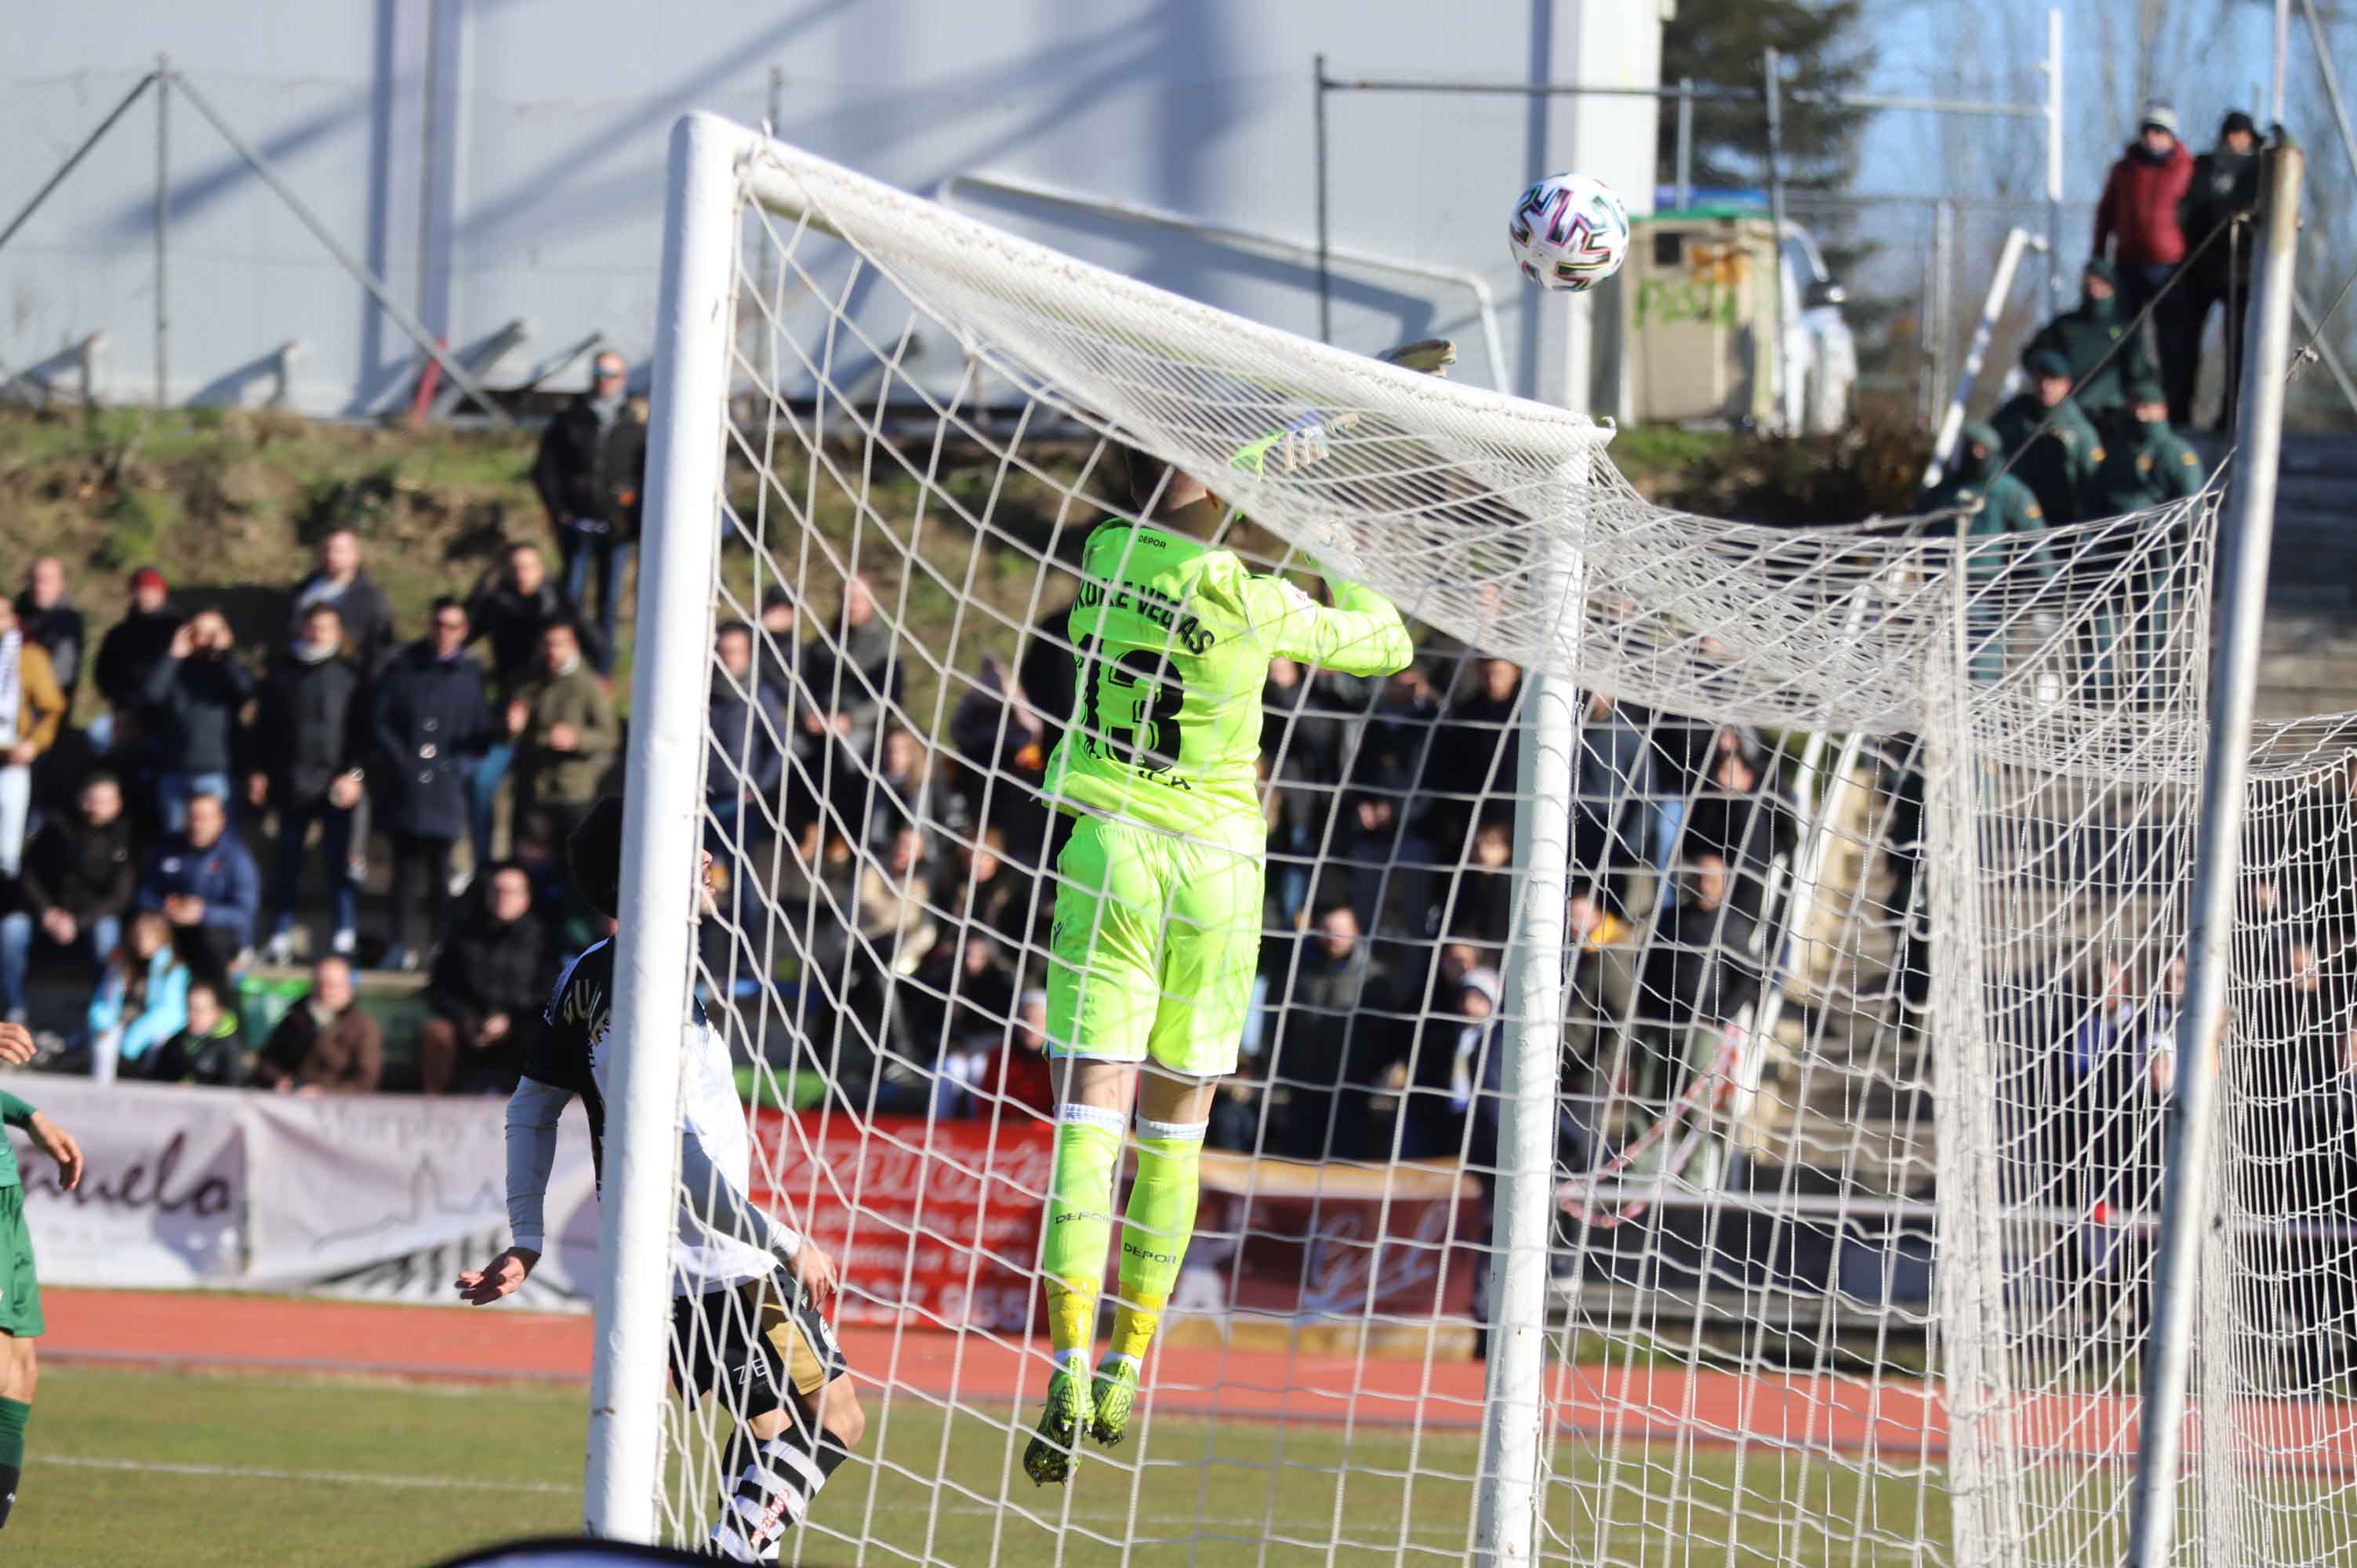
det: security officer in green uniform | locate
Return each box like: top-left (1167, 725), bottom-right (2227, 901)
top-left (1992, 350), bottom-right (2105, 524)
top-left (2083, 369), bottom-right (2208, 703)
top-left (1923, 421), bottom-right (2048, 681)
top-left (2020, 257), bottom-right (2158, 423)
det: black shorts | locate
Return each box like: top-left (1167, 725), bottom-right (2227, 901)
top-left (669, 1276), bottom-right (848, 1420)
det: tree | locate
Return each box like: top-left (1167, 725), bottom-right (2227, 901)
top-left (1657, 0), bottom-right (1876, 195)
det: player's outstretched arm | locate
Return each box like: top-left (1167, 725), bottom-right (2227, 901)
top-left (456, 1075), bottom-right (568, 1305)
top-left (1243, 569), bottom-right (1415, 678)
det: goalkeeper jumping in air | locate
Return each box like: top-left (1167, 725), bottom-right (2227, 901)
top-left (1022, 344), bottom-right (1447, 1485)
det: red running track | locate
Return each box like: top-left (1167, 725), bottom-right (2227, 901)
top-left (40, 1288), bottom-right (2357, 1469)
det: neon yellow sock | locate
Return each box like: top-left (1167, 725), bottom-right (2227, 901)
top-left (1040, 1105), bottom-right (1125, 1363)
top-left (1113, 1116), bottom-right (1205, 1362)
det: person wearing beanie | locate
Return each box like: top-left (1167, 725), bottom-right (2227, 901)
top-left (2094, 101), bottom-right (2195, 419)
top-left (2020, 258), bottom-right (2157, 419)
top-left (2179, 111), bottom-right (2268, 430)
top-left (2083, 368), bottom-right (2206, 706)
top-left (1992, 349), bottom-right (2105, 525)
top-left (1919, 421), bottom-right (2048, 680)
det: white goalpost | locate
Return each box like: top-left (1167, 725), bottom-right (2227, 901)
top-left (587, 111), bottom-right (2347, 1566)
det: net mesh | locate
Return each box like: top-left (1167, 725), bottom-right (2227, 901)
top-left (630, 122), bottom-right (2357, 1565)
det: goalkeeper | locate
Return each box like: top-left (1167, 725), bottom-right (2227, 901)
top-left (1023, 347), bottom-right (1444, 1485)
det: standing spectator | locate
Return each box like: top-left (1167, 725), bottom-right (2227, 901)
top-left (91, 566), bottom-right (179, 753)
top-left (2083, 372), bottom-right (2206, 702)
top-left (2178, 111), bottom-right (2266, 431)
top-left (1992, 351), bottom-right (2105, 526)
top-left (2102, 104), bottom-right (2187, 351)
top-left (417, 865), bottom-right (547, 1095)
top-left (1447, 817), bottom-right (1517, 947)
top-left (289, 528), bottom-right (398, 674)
top-left (138, 790), bottom-right (259, 989)
top-left (1262, 655), bottom-right (1353, 926)
top-left (84, 909), bottom-right (190, 1080)
top-left (1269, 902), bottom-right (1397, 1161)
top-left (138, 977), bottom-right (245, 1086)
top-left (1634, 854), bottom-right (1760, 1104)
top-left (1429, 659), bottom-right (1523, 860)
top-left (0, 771), bottom-right (133, 1025)
top-left (143, 609), bottom-right (253, 834)
top-left (946, 655), bottom-right (1051, 873)
top-left (14, 558), bottom-right (85, 709)
top-left (1563, 891), bottom-right (1637, 1155)
top-left (2084, 373), bottom-right (2206, 517)
top-left (911, 932), bottom-right (1021, 1115)
top-left (707, 619), bottom-right (786, 854)
top-left (1922, 423), bottom-right (2050, 681)
top-left (507, 621), bottom-right (619, 850)
top-left (809, 575), bottom-right (901, 764)
top-left (0, 597), bottom-right (67, 877)
top-left (858, 725), bottom-right (936, 855)
top-left (1680, 737), bottom-right (1796, 929)
top-left (372, 598), bottom-right (493, 971)
top-left (2021, 260), bottom-right (2157, 423)
top-left (465, 542), bottom-right (599, 869)
top-left (252, 603), bottom-right (368, 964)
top-left (1574, 690), bottom-right (1654, 913)
top-left (250, 954), bottom-right (383, 1094)
top-left (532, 350), bottom-right (645, 657)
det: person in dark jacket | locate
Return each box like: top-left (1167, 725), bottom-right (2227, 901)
top-left (532, 350), bottom-right (647, 656)
top-left (2083, 371), bottom-right (2207, 705)
top-left (371, 598), bottom-right (494, 971)
top-left (137, 789), bottom-right (260, 989)
top-left (416, 864), bottom-right (547, 1094)
top-left (1269, 902), bottom-right (1403, 1161)
top-left (250, 955), bottom-right (383, 1094)
top-left (808, 575), bottom-right (902, 765)
top-left (137, 978), bottom-right (246, 1087)
top-left (2177, 111), bottom-right (2265, 430)
top-left (2094, 102), bottom-right (2195, 417)
top-left (15, 558), bottom-right (85, 708)
top-left (706, 620), bottom-right (786, 855)
top-left (1991, 351), bottom-right (2105, 526)
top-left (1574, 690), bottom-right (1654, 914)
top-left (91, 566), bottom-right (181, 802)
top-left (143, 608), bottom-right (256, 834)
top-left (2021, 259), bottom-right (2157, 423)
top-left (1633, 854), bottom-right (1760, 1104)
top-left (252, 604), bottom-right (369, 964)
top-left (1679, 739), bottom-right (1796, 927)
top-left (464, 542), bottom-right (602, 869)
top-left (0, 771), bottom-right (133, 1022)
top-left (288, 528), bottom-right (398, 674)
top-left (1923, 421), bottom-right (2051, 680)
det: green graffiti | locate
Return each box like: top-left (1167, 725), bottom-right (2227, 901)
top-left (1635, 276), bottom-right (1741, 331)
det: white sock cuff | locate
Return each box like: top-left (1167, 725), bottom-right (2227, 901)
top-left (1059, 1102), bottom-right (1128, 1135)
top-left (1136, 1116), bottom-right (1208, 1145)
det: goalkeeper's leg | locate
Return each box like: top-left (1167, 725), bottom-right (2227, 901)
top-left (1093, 1071), bottom-right (1216, 1447)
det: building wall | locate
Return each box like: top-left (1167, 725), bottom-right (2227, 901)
top-left (2, 2), bottom-right (1662, 417)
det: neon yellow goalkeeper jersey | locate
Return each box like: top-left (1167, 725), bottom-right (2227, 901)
top-left (1041, 520), bottom-right (1415, 837)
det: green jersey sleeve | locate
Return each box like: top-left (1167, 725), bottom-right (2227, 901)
top-left (1234, 568), bottom-right (1415, 677)
top-left (0, 1093), bottom-right (34, 1131)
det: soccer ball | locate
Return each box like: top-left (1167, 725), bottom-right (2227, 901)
top-left (1508, 173), bottom-right (1630, 293)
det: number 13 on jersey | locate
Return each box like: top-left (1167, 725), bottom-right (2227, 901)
top-left (1077, 635), bottom-right (1184, 772)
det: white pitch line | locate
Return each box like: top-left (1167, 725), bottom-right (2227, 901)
top-left (39, 1454), bottom-right (576, 1495)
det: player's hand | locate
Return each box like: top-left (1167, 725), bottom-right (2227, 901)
top-left (455, 1246), bottom-right (541, 1305)
top-left (1376, 337), bottom-right (1457, 377)
top-left (0, 1023), bottom-right (34, 1067)
top-left (27, 1112), bottom-right (82, 1192)
top-left (786, 1242), bottom-right (839, 1306)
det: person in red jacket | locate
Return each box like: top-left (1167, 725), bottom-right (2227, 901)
top-left (2094, 102), bottom-right (2195, 424)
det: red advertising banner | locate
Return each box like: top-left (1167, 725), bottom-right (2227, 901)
top-left (750, 1110), bottom-right (1057, 1331)
top-left (750, 1113), bottom-right (1480, 1332)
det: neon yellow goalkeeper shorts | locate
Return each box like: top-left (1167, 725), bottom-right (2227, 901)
top-left (1045, 811), bottom-right (1264, 1079)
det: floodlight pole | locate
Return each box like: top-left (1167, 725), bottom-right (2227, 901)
top-left (1763, 49), bottom-right (1791, 430)
top-left (1313, 53), bottom-right (1333, 344)
top-left (2043, 8), bottom-right (2065, 302)
top-left (2123, 139), bottom-right (2304, 1568)
top-left (154, 55), bottom-right (170, 408)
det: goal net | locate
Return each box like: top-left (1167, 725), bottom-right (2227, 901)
top-left (597, 114), bottom-right (2357, 1566)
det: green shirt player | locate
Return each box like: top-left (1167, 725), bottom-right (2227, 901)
top-left (0, 1022), bottom-right (88, 1532)
top-left (1023, 434), bottom-right (1416, 1486)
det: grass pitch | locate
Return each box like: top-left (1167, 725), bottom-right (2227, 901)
top-left (24, 1360), bottom-right (2307, 1567)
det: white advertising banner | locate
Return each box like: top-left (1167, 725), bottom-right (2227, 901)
top-left (4, 1081), bottom-right (597, 1306)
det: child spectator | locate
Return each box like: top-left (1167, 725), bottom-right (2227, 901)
top-left (140, 979), bottom-right (246, 1087)
top-left (85, 909), bottom-right (190, 1081)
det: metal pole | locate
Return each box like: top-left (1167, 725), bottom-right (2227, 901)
top-left (165, 67), bottom-right (512, 423)
top-left (0, 72), bottom-right (157, 261)
top-left (2299, 0), bottom-right (2357, 189)
top-left (1763, 49), bottom-right (1791, 430)
top-left (2123, 140), bottom-right (2304, 1568)
top-left (2274, 0), bottom-right (2292, 125)
top-left (1922, 227), bottom-right (2040, 490)
top-left (154, 56), bottom-right (169, 408)
top-left (1475, 520), bottom-right (1581, 1568)
top-left (1314, 53), bottom-right (1332, 344)
top-left (1675, 79), bottom-right (1694, 210)
top-left (583, 111), bottom-right (743, 1541)
top-left (2045, 7), bottom-right (2065, 301)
